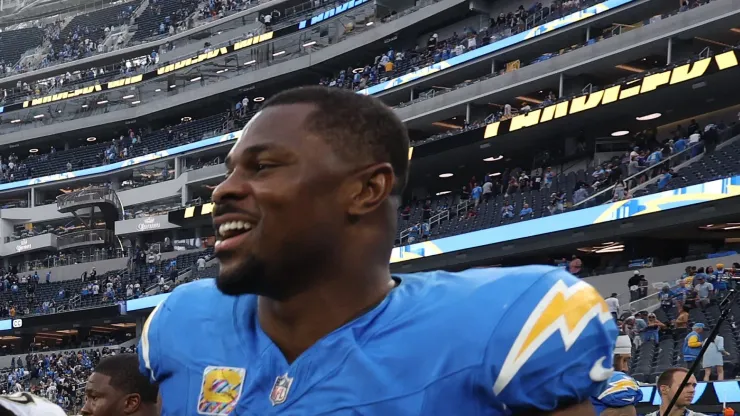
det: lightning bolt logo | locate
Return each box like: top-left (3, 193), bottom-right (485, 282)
top-left (493, 280), bottom-right (613, 395)
top-left (597, 377), bottom-right (639, 401)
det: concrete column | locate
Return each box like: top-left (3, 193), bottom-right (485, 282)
top-left (174, 156), bottom-right (182, 178)
top-left (181, 185), bottom-right (190, 206)
top-left (465, 103), bottom-right (471, 124)
top-left (410, 89), bottom-right (414, 102)
top-left (559, 73), bottom-right (565, 98)
top-left (667, 37), bottom-right (673, 65)
top-left (585, 26), bottom-right (590, 42)
top-left (491, 59), bottom-right (496, 74)
top-left (29, 189), bottom-right (35, 208)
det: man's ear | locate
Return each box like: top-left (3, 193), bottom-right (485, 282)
top-left (123, 394), bottom-right (141, 414)
top-left (346, 163), bottom-right (395, 217)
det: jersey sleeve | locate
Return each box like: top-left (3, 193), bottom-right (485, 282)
top-left (687, 334), bottom-right (702, 348)
top-left (138, 300), bottom-right (168, 383)
top-left (484, 267), bottom-right (618, 413)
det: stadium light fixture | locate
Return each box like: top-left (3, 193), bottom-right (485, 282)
top-left (190, 76), bottom-right (202, 82)
top-left (483, 155), bottom-right (503, 162)
top-left (87, 137), bottom-right (97, 142)
top-left (253, 97), bottom-right (265, 102)
top-left (10, 119), bottom-right (21, 123)
top-left (436, 191), bottom-right (451, 196)
top-left (366, 21), bottom-right (374, 26)
top-left (302, 41), bottom-right (316, 47)
top-left (57, 110), bottom-right (62, 113)
top-left (123, 94), bottom-right (135, 99)
top-left (155, 89), bottom-right (162, 92)
top-left (439, 173), bottom-right (454, 178)
top-left (82, 104), bottom-right (89, 108)
top-left (216, 69), bottom-right (229, 74)
top-left (244, 60), bottom-right (256, 66)
top-left (169, 85), bottom-right (177, 88)
top-left (611, 130), bottom-right (630, 137)
top-left (273, 51), bottom-right (286, 57)
top-left (97, 100), bottom-right (108, 105)
top-left (33, 114), bottom-right (44, 119)
top-left (29, 148), bottom-right (38, 153)
top-left (131, 100), bottom-right (141, 105)
top-left (636, 113), bottom-right (661, 121)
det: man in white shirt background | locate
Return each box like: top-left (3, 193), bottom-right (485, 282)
top-left (605, 293), bottom-right (620, 320)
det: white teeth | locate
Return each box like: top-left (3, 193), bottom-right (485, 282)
top-left (218, 221), bottom-right (253, 237)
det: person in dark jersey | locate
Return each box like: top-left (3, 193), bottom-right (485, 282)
top-left (140, 86), bottom-right (618, 415)
top-left (82, 354), bottom-right (159, 416)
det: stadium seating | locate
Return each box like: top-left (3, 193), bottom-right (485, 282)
top-left (0, 28), bottom-right (45, 67)
top-left (130, 0), bottom-right (199, 42)
top-left (0, 247), bottom-right (212, 318)
top-left (4, 113), bottom-right (230, 185)
top-left (48, 2), bottom-right (138, 64)
top-left (630, 298), bottom-right (740, 384)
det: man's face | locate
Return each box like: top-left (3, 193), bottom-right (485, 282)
top-left (212, 104), bottom-right (352, 297)
top-left (665, 372), bottom-right (697, 407)
top-left (615, 354), bottom-right (630, 373)
top-left (80, 373), bottom-right (127, 416)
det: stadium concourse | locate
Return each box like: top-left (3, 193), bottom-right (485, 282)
top-left (2, 0), bottom-right (740, 412)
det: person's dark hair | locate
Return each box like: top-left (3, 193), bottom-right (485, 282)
top-left (657, 367), bottom-right (688, 389)
top-left (94, 354), bottom-right (158, 403)
top-left (262, 86), bottom-right (410, 196)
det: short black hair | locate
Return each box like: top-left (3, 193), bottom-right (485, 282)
top-left (657, 367), bottom-right (688, 389)
top-left (94, 354), bottom-right (158, 403)
top-left (262, 86), bottom-right (410, 196)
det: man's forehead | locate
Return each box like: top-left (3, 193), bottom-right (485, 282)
top-left (87, 372), bottom-right (111, 389)
top-left (230, 104), bottom-right (326, 159)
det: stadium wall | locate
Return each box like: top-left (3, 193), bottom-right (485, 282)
top-left (395, 0), bottom-right (740, 125)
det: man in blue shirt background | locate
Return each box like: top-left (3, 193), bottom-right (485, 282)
top-left (139, 87), bottom-right (617, 415)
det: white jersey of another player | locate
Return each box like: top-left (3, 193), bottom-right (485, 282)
top-left (0, 393), bottom-right (67, 416)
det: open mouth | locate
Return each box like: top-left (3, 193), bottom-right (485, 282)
top-left (215, 220), bottom-right (253, 252)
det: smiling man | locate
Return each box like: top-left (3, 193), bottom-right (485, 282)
top-left (139, 86), bottom-right (618, 415)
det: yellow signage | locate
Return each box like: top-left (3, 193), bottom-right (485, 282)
top-left (157, 47), bottom-right (230, 75)
top-left (233, 31), bottom-right (274, 50)
top-left (23, 84), bottom-right (104, 108)
top-left (107, 74), bottom-right (144, 89)
top-left (483, 52), bottom-right (736, 139)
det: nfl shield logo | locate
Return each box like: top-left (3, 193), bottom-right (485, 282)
top-left (269, 373), bottom-right (294, 406)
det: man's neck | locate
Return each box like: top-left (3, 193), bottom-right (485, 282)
top-left (258, 264), bottom-right (394, 364)
top-left (658, 404), bottom-right (687, 416)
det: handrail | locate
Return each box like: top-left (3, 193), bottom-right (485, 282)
top-left (573, 142), bottom-right (699, 208)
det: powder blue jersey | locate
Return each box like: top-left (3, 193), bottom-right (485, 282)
top-left (139, 266), bottom-right (618, 415)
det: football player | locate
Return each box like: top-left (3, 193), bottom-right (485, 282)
top-left (140, 86), bottom-right (618, 415)
top-left (82, 354), bottom-right (159, 416)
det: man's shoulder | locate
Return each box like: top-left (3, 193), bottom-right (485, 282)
top-left (157, 279), bottom-right (245, 326)
top-left (396, 265), bottom-right (600, 329)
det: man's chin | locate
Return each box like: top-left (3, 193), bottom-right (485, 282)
top-left (214, 257), bottom-right (265, 296)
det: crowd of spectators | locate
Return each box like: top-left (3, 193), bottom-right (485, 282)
top-left (2, 344), bottom-right (136, 413)
top-left (146, 0), bottom-right (198, 38)
top-left (320, 0), bottom-right (589, 92)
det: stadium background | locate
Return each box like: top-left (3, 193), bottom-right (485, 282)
top-left (1, 0), bottom-right (740, 412)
